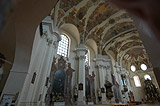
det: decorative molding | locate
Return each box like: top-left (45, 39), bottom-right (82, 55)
top-left (74, 48), bottom-right (88, 53)
top-left (42, 21), bottom-right (61, 42)
top-left (74, 47), bottom-right (88, 60)
top-left (53, 32), bottom-right (61, 42)
top-left (95, 64), bottom-right (107, 69)
top-left (93, 58), bottom-right (110, 62)
top-left (47, 38), bottom-right (53, 45)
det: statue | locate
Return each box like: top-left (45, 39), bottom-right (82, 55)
top-left (144, 79), bottom-right (160, 102)
top-left (104, 80), bottom-right (114, 100)
top-left (97, 88), bottom-right (102, 102)
top-left (49, 56), bottom-right (57, 82)
top-left (74, 84), bottom-right (78, 102)
top-left (128, 91), bottom-right (135, 102)
top-left (64, 63), bottom-right (75, 105)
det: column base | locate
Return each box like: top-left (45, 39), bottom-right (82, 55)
top-left (77, 101), bottom-right (86, 105)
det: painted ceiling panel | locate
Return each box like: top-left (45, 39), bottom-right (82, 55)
top-left (53, 0), bottom-right (152, 70)
top-left (60, 0), bottom-right (82, 12)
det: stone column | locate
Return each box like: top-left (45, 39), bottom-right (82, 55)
top-left (94, 54), bottom-right (107, 104)
top-left (114, 62), bottom-right (123, 102)
top-left (75, 44), bottom-right (87, 105)
top-left (104, 56), bottom-right (112, 83)
top-left (120, 68), bottom-right (130, 103)
top-left (125, 70), bottom-right (132, 102)
top-left (30, 32), bottom-right (50, 104)
top-left (37, 32), bottom-right (60, 106)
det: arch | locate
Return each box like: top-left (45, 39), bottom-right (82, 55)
top-left (57, 34), bottom-right (70, 57)
top-left (1, 0), bottom-right (59, 105)
top-left (85, 39), bottom-right (98, 55)
top-left (144, 74), bottom-right (151, 80)
top-left (59, 23), bottom-right (80, 44)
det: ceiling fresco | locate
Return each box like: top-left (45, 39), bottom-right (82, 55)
top-left (52, 0), bottom-right (152, 70)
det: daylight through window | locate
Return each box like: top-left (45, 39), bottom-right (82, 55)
top-left (57, 34), bottom-right (69, 57)
top-left (133, 76), bottom-right (141, 87)
top-left (144, 74), bottom-right (151, 80)
top-left (85, 50), bottom-right (90, 66)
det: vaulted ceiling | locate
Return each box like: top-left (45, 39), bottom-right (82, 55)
top-left (52, 0), bottom-right (152, 69)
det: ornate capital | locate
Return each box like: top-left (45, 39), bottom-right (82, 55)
top-left (47, 38), bottom-right (53, 45)
top-left (53, 32), bottom-right (61, 42)
top-left (95, 64), bottom-right (107, 69)
top-left (116, 70), bottom-right (121, 74)
top-left (52, 41), bottom-right (58, 48)
top-left (74, 48), bottom-right (88, 54)
top-left (42, 21), bottom-right (61, 42)
top-left (75, 55), bottom-right (86, 60)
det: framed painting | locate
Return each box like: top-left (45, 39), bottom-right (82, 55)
top-left (0, 94), bottom-right (16, 106)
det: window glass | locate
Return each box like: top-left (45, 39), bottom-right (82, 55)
top-left (144, 74), bottom-right (151, 80)
top-left (141, 64), bottom-right (147, 71)
top-left (131, 65), bottom-right (136, 72)
top-left (133, 76), bottom-right (141, 87)
top-left (57, 34), bottom-right (69, 57)
top-left (85, 50), bottom-right (90, 66)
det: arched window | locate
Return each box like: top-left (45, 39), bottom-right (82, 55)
top-left (85, 50), bottom-right (90, 66)
top-left (133, 76), bottom-right (141, 87)
top-left (144, 74), bottom-right (151, 80)
top-left (57, 34), bottom-right (70, 57)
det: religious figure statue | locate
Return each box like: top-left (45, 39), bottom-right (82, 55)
top-left (74, 84), bottom-right (78, 102)
top-left (128, 91), bottom-right (135, 102)
top-left (49, 56), bottom-right (57, 82)
top-left (104, 80), bottom-right (114, 100)
top-left (88, 72), bottom-right (96, 103)
top-left (64, 63), bottom-right (75, 105)
top-left (97, 88), bottom-right (102, 102)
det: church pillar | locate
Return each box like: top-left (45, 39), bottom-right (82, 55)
top-left (95, 54), bottom-right (107, 104)
top-left (75, 44), bottom-right (88, 105)
top-left (37, 32), bottom-right (60, 106)
top-left (114, 62), bottom-right (123, 102)
top-left (124, 69), bottom-right (132, 91)
top-left (104, 59), bottom-right (115, 103)
top-left (121, 68), bottom-right (130, 103)
top-left (30, 33), bottom-right (50, 105)
top-left (125, 70), bottom-right (132, 102)
top-left (104, 57), bottom-right (112, 84)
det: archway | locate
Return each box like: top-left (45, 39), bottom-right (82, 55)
top-left (1, 0), bottom-right (58, 105)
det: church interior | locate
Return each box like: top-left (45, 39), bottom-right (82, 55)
top-left (0, 0), bottom-right (160, 106)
